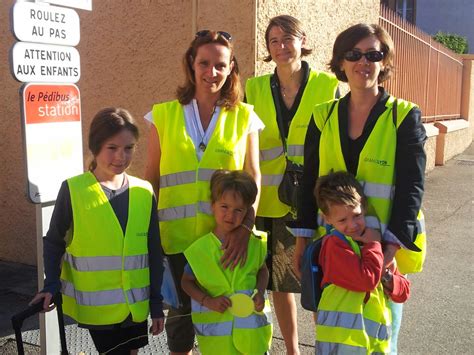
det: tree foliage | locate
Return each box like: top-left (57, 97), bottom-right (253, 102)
top-left (433, 31), bottom-right (469, 54)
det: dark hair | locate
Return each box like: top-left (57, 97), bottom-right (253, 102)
top-left (328, 23), bottom-right (394, 83)
top-left (176, 31), bottom-right (242, 109)
top-left (88, 107), bottom-right (139, 171)
top-left (264, 15), bottom-right (312, 62)
top-left (210, 169), bottom-right (258, 208)
top-left (314, 171), bottom-right (367, 215)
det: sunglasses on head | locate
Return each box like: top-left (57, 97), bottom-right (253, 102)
top-left (344, 50), bottom-right (384, 62)
top-left (195, 30), bottom-right (232, 42)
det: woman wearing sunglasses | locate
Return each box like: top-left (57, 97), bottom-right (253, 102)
top-left (294, 23), bottom-right (426, 353)
top-left (144, 30), bottom-right (262, 355)
top-left (245, 15), bottom-right (338, 354)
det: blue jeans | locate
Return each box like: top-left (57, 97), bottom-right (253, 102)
top-left (389, 301), bottom-right (404, 354)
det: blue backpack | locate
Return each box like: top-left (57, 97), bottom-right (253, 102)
top-left (300, 229), bottom-right (348, 311)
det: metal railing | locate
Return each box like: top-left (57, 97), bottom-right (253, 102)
top-left (380, 5), bottom-right (464, 122)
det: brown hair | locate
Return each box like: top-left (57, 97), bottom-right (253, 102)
top-left (264, 15), bottom-right (312, 62)
top-left (88, 107), bottom-right (139, 171)
top-left (176, 31), bottom-right (242, 109)
top-left (210, 169), bottom-right (258, 208)
top-left (328, 23), bottom-right (394, 83)
top-left (314, 171), bottom-right (367, 215)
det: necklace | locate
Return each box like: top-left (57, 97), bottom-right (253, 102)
top-left (191, 100), bottom-right (216, 152)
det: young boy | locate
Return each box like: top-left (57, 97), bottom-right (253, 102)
top-left (314, 171), bottom-right (410, 354)
top-left (182, 169), bottom-right (272, 355)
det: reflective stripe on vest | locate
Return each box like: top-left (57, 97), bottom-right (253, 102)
top-left (260, 146), bottom-right (284, 161)
top-left (287, 144), bottom-right (304, 158)
top-left (159, 168), bottom-right (217, 188)
top-left (158, 201), bottom-right (212, 221)
top-left (261, 174), bottom-right (283, 186)
top-left (154, 101), bottom-right (250, 254)
top-left (62, 280), bottom-right (149, 306)
top-left (316, 341), bottom-right (367, 355)
top-left (62, 173), bottom-right (152, 325)
top-left (246, 70), bottom-right (338, 217)
top-left (64, 253), bottom-right (148, 272)
top-left (360, 180), bottom-right (394, 200)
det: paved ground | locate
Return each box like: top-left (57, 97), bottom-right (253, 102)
top-left (0, 143), bottom-right (472, 354)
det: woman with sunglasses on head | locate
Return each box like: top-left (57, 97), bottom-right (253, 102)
top-left (245, 15), bottom-right (338, 354)
top-left (294, 23), bottom-right (427, 354)
top-left (144, 30), bottom-right (262, 355)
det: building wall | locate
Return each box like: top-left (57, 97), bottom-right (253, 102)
top-left (416, 0), bottom-right (474, 54)
top-left (254, 0), bottom-right (380, 85)
top-left (0, 0), bottom-right (256, 265)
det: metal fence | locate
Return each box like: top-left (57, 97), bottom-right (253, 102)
top-left (379, 5), bottom-right (464, 122)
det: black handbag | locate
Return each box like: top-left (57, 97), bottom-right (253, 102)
top-left (278, 158), bottom-right (303, 208)
top-left (270, 81), bottom-right (304, 211)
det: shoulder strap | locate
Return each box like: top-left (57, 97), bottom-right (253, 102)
top-left (327, 100), bottom-right (337, 122)
top-left (392, 98), bottom-right (398, 127)
top-left (270, 78), bottom-right (288, 154)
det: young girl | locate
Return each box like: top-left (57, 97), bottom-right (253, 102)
top-left (181, 170), bottom-right (272, 355)
top-left (30, 107), bottom-right (164, 354)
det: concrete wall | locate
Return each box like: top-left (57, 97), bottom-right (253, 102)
top-left (254, 0), bottom-right (380, 94)
top-left (0, 0), bottom-right (256, 265)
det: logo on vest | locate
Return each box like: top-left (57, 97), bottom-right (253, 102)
top-left (364, 157), bottom-right (390, 167)
top-left (136, 232), bottom-right (148, 237)
top-left (215, 148), bottom-right (234, 157)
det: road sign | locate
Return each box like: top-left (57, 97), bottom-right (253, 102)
top-left (12, 2), bottom-right (80, 46)
top-left (12, 41), bottom-right (80, 83)
top-left (37, 0), bottom-right (92, 11)
top-left (21, 83), bottom-right (83, 204)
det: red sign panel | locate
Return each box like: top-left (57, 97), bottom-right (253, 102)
top-left (23, 83), bottom-right (80, 124)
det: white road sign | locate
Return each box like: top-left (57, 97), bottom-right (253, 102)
top-left (13, 2), bottom-right (80, 46)
top-left (12, 41), bottom-right (81, 83)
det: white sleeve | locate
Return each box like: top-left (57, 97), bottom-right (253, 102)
top-left (144, 111), bottom-right (154, 125)
top-left (247, 110), bottom-right (265, 134)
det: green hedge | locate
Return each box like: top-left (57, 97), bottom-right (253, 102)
top-left (433, 31), bottom-right (469, 54)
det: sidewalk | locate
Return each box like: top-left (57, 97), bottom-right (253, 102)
top-left (1, 143), bottom-right (473, 354)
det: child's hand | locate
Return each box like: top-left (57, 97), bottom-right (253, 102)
top-left (29, 292), bottom-right (55, 312)
top-left (204, 296), bottom-right (231, 313)
top-left (252, 291), bottom-right (265, 312)
top-left (150, 317), bottom-right (164, 335)
top-left (351, 227), bottom-right (381, 244)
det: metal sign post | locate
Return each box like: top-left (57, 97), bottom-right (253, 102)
top-left (10, 1), bottom-right (88, 353)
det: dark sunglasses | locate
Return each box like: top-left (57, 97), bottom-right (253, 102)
top-left (344, 50), bottom-right (384, 62)
top-left (195, 30), bottom-right (232, 42)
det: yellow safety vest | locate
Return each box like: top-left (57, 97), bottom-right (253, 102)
top-left (184, 232), bottom-right (272, 355)
top-left (61, 172), bottom-right (152, 325)
top-left (316, 234), bottom-right (391, 354)
top-left (153, 100), bottom-right (251, 254)
top-left (245, 70), bottom-right (338, 217)
top-left (314, 96), bottom-right (427, 273)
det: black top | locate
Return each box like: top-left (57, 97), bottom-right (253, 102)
top-left (42, 176), bottom-right (164, 320)
top-left (291, 88), bottom-right (427, 250)
top-left (271, 60), bottom-right (311, 139)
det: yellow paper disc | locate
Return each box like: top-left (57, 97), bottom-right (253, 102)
top-left (228, 293), bottom-right (254, 318)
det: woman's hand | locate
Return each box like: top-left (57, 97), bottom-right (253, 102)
top-left (293, 237), bottom-right (309, 280)
top-left (29, 292), bottom-right (55, 312)
top-left (204, 296), bottom-right (232, 313)
top-left (252, 291), bottom-right (265, 312)
top-left (150, 317), bottom-right (165, 335)
top-left (221, 225), bottom-right (250, 269)
top-left (383, 243), bottom-right (400, 268)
